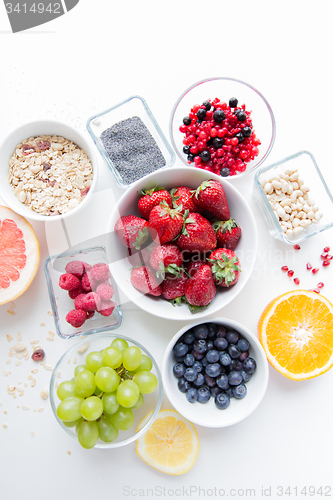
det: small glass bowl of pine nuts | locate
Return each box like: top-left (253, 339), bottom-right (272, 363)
top-left (253, 150), bottom-right (333, 244)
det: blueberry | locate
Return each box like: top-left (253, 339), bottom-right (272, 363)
top-left (216, 373), bottom-right (229, 390)
top-left (197, 386), bottom-right (211, 403)
top-left (236, 110), bottom-right (247, 122)
top-left (192, 350), bottom-right (204, 361)
top-left (193, 339), bottom-right (208, 355)
top-left (186, 387), bottom-right (198, 403)
top-left (243, 357), bottom-right (256, 374)
top-left (210, 386), bottom-right (223, 397)
top-left (206, 340), bottom-right (214, 351)
top-left (178, 378), bottom-right (190, 393)
top-left (199, 150), bottom-right (211, 162)
top-left (228, 370), bottom-right (243, 386)
top-left (228, 345), bottom-right (241, 359)
top-left (201, 357), bottom-right (209, 368)
top-left (193, 324), bottom-right (209, 339)
top-left (219, 352), bottom-right (232, 367)
top-left (174, 355), bottom-right (186, 363)
top-left (204, 374), bottom-right (217, 387)
top-left (202, 100), bottom-right (212, 111)
top-left (212, 137), bottom-right (224, 149)
top-left (183, 145), bottom-right (191, 155)
top-left (207, 323), bottom-right (218, 339)
top-left (235, 132), bottom-right (244, 143)
top-left (229, 359), bottom-right (243, 372)
top-left (193, 373), bottom-right (205, 387)
top-left (237, 339), bottom-right (250, 352)
top-left (214, 337), bottom-right (228, 351)
top-left (215, 392), bottom-right (230, 410)
top-left (225, 387), bottom-right (235, 398)
top-left (242, 126), bottom-right (252, 137)
top-left (205, 363), bottom-right (222, 378)
top-left (193, 360), bottom-right (203, 373)
top-left (229, 97), bottom-right (238, 108)
top-left (239, 351), bottom-right (249, 362)
top-left (184, 354), bottom-right (195, 367)
top-left (173, 342), bottom-right (188, 357)
top-left (220, 167), bottom-right (230, 177)
top-left (205, 350), bottom-right (220, 364)
top-left (226, 330), bottom-right (239, 344)
top-left (173, 363), bottom-right (186, 379)
top-left (241, 370), bottom-right (252, 383)
top-left (187, 154), bottom-right (195, 163)
top-left (181, 331), bottom-right (195, 345)
top-left (196, 108), bottom-right (207, 120)
top-left (183, 116), bottom-right (191, 125)
top-left (216, 325), bottom-right (227, 338)
top-left (233, 383), bottom-right (247, 399)
top-left (184, 367), bottom-right (198, 382)
top-left (213, 109), bottom-right (225, 123)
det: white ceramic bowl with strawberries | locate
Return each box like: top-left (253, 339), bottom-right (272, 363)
top-left (107, 166), bottom-right (258, 321)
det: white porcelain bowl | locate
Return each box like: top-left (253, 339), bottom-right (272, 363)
top-left (0, 120), bottom-right (98, 222)
top-left (107, 166), bottom-right (258, 321)
top-left (162, 318), bottom-right (269, 428)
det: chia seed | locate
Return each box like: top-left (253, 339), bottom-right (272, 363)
top-left (100, 116), bottom-right (166, 184)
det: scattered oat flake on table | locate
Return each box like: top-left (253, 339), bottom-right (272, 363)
top-left (31, 369), bottom-right (38, 374)
top-left (37, 407), bottom-right (44, 413)
top-left (17, 332), bottom-right (22, 341)
top-left (30, 432), bottom-right (34, 437)
top-left (67, 451), bottom-right (71, 455)
top-left (6, 359), bottom-right (11, 365)
top-left (22, 405), bottom-right (30, 410)
top-left (15, 361), bottom-right (21, 366)
top-left (77, 342), bottom-right (89, 354)
top-left (3, 424), bottom-right (8, 429)
top-left (47, 311), bottom-right (53, 316)
top-left (6, 334), bottom-right (13, 342)
top-left (40, 323), bottom-right (45, 327)
top-left (40, 389), bottom-right (48, 400)
top-left (7, 309), bottom-right (15, 315)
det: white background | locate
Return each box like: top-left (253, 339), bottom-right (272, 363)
top-left (1, 1), bottom-right (333, 499)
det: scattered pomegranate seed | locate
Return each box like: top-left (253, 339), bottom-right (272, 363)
top-left (321, 253), bottom-right (329, 260)
top-left (325, 254), bottom-right (333, 260)
top-left (287, 270), bottom-right (294, 277)
top-left (312, 268), bottom-right (319, 274)
top-left (306, 262), bottom-right (312, 270)
top-left (311, 288), bottom-right (321, 294)
top-left (294, 278), bottom-right (300, 285)
top-left (324, 246), bottom-right (330, 253)
top-left (317, 282), bottom-right (324, 288)
top-left (293, 244), bottom-right (301, 250)
top-left (323, 260), bottom-right (331, 267)
top-left (281, 265), bottom-right (289, 272)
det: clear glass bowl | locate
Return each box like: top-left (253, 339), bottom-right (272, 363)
top-left (87, 95), bottom-right (176, 189)
top-left (44, 246), bottom-right (123, 339)
top-left (253, 150), bottom-right (333, 244)
top-left (49, 333), bottom-right (163, 449)
top-left (169, 77), bottom-right (276, 178)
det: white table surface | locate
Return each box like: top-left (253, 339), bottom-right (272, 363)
top-left (1, 2), bottom-right (333, 499)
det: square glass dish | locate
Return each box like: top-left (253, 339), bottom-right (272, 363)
top-left (253, 150), bottom-right (333, 244)
top-left (44, 246), bottom-right (123, 339)
top-left (87, 95), bottom-right (176, 189)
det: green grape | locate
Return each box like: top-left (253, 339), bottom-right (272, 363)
top-left (116, 380), bottom-right (140, 408)
top-left (97, 414), bottom-right (118, 443)
top-left (57, 380), bottom-right (80, 401)
top-left (57, 396), bottom-right (84, 422)
top-left (102, 346), bottom-right (123, 369)
top-left (135, 354), bottom-right (153, 372)
top-left (74, 364), bottom-right (87, 377)
top-left (102, 392), bottom-right (119, 415)
top-left (130, 392), bottom-right (144, 409)
top-left (132, 371), bottom-right (158, 394)
top-left (111, 338), bottom-right (129, 353)
top-left (80, 396), bottom-right (104, 421)
top-left (109, 407), bottom-right (134, 431)
top-left (94, 386), bottom-right (102, 396)
top-left (75, 370), bottom-right (96, 398)
top-left (63, 417), bottom-right (83, 428)
top-left (76, 420), bottom-right (99, 449)
top-left (95, 366), bottom-right (119, 393)
top-left (122, 346), bottom-right (142, 371)
top-left (85, 351), bottom-right (104, 373)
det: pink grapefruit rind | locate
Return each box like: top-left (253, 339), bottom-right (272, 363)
top-left (0, 206), bottom-right (40, 305)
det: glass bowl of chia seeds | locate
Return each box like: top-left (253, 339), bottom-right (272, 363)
top-left (87, 95), bottom-right (176, 189)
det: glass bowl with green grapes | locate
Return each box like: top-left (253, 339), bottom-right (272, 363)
top-left (49, 333), bottom-right (163, 449)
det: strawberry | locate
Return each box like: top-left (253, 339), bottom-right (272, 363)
top-left (170, 186), bottom-right (203, 214)
top-left (127, 243), bottom-right (154, 267)
top-left (185, 258), bottom-right (207, 278)
top-left (149, 201), bottom-right (184, 245)
top-left (208, 248), bottom-right (241, 287)
top-left (176, 212), bottom-right (217, 253)
top-left (138, 185), bottom-right (172, 219)
top-left (193, 180), bottom-right (230, 220)
top-left (184, 265), bottom-right (216, 312)
top-left (161, 270), bottom-right (188, 305)
top-left (114, 215), bottom-right (150, 250)
top-left (130, 266), bottom-right (162, 296)
top-left (212, 218), bottom-right (242, 250)
top-left (150, 244), bottom-right (183, 277)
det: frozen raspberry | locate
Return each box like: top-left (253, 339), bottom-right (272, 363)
top-left (81, 271), bottom-right (98, 292)
top-left (86, 310), bottom-right (95, 319)
top-left (31, 348), bottom-right (45, 361)
top-left (65, 309), bottom-right (87, 328)
top-left (68, 285), bottom-right (84, 299)
top-left (98, 300), bottom-right (116, 316)
top-left (82, 292), bottom-right (101, 312)
top-left (96, 282), bottom-right (114, 301)
top-left (74, 293), bottom-right (87, 310)
top-left (65, 260), bottom-right (85, 278)
top-left (90, 263), bottom-right (111, 282)
top-left (59, 273), bottom-right (81, 291)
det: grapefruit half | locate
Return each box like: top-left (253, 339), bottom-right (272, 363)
top-left (0, 206), bottom-right (40, 305)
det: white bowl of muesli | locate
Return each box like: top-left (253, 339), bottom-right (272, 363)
top-left (0, 120), bottom-right (98, 221)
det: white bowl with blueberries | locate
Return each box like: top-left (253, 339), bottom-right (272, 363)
top-left (162, 317), bottom-right (269, 428)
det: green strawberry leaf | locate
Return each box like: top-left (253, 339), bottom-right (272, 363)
top-left (133, 227), bottom-right (149, 250)
top-left (168, 296), bottom-right (185, 307)
top-left (139, 184), bottom-right (165, 196)
top-left (165, 263), bottom-right (182, 277)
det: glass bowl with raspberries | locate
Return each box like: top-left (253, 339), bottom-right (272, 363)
top-left (44, 246), bottom-right (123, 339)
top-left (170, 77), bottom-right (276, 178)
top-left (162, 317), bottom-right (269, 428)
top-left (107, 166), bottom-right (258, 321)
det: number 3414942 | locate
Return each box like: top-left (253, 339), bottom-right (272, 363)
top-left (277, 486), bottom-right (331, 496)
top-left (5, 3), bottom-right (62, 14)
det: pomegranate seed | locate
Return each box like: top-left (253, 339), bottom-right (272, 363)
top-left (326, 254), bottom-right (333, 260)
top-left (317, 282), bottom-right (324, 288)
top-left (321, 253), bottom-right (329, 260)
top-left (324, 246), bottom-right (330, 252)
top-left (323, 260), bottom-right (331, 267)
top-left (312, 288), bottom-right (321, 294)
top-left (312, 268), bottom-right (319, 274)
top-left (31, 349), bottom-right (45, 361)
top-left (294, 278), bottom-right (300, 285)
top-left (281, 266), bottom-right (289, 272)
top-left (306, 262), bottom-right (312, 270)
top-left (293, 244), bottom-right (301, 250)
top-left (287, 270), bottom-right (294, 277)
